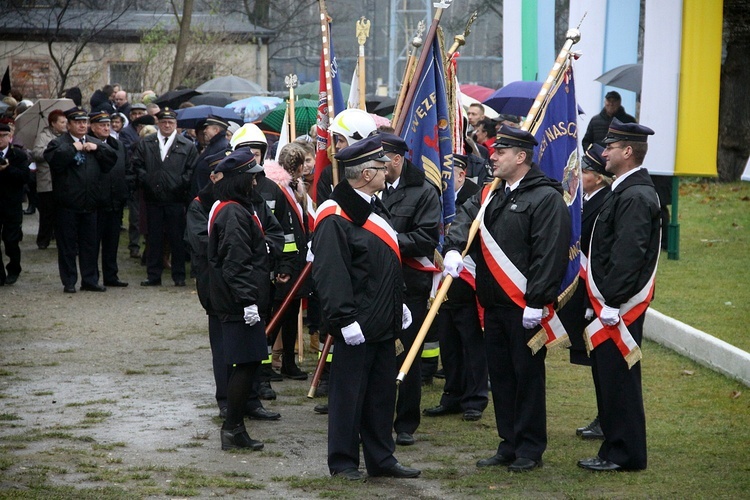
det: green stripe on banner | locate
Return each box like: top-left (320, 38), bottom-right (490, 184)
top-left (521, 0), bottom-right (539, 81)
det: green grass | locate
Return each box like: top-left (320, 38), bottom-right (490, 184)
top-left (652, 180), bottom-right (750, 351)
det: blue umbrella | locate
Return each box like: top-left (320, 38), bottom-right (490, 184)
top-left (226, 96), bottom-right (283, 122)
top-left (483, 80), bottom-right (585, 118)
top-left (175, 105), bottom-right (242, 129)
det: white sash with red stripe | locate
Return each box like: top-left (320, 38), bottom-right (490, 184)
top-left (476, 186), bottom-right (569, 353)
top-left (584, 224), bottom-right (660, 369)
top-left (316, 199), bottom-right (401, 262)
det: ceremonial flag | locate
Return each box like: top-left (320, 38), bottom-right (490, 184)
top-left (347, 66), bottom-right (359, 109)
top-left (274, 105), bottom-right (290, 162)
top-left (531, 62), bottom-right (581, 302)
top-left (400, 36), bottom-right (455, 225)
top-left (313, 22), bottom-right (345, 202)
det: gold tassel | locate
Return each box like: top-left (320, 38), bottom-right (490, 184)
top-left (625, 346), bottom-right (642, 369)
top-left (546, 334), bottom-right (571, 350)
top-left (583, 327), bottom-right (593, 355)
top-left (395, 339), bottom-right (405, 357)
top-left (527, 328), bottom-right (548, 354)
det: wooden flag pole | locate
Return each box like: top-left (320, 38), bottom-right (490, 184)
top-left (318, 0), bottom-right (340, 185)
top-left (285, 74), bottom-right (298, 141)
top-left (356, 17), bottom-right (370, 111)
top-left (392, 20), bottom-right (425, 127)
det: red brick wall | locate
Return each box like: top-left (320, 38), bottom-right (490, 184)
top-left (11, 58), bottom-right (53, 99)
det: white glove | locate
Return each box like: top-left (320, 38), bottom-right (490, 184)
top-left (522, 307), bottom-right (543, 329)
top-left (600, 305), bottom-right (620, 326)
top-left (341, 321), bottom-right (366, 346)
top-left (584, 308), bottom-right (594, 321)
top-left (442, 250), bottom-right (464, 278)
top-left (306, 242), bottom-right (314, 263)
top-left (244, 304), bottom-right (260, 326)
top-left (402, 304), bottom-right (412, 330)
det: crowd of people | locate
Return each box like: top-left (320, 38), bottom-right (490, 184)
top-left (0, 83), bottom-right (661, 479)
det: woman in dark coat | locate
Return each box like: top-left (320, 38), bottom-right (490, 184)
top-left (206, 149), bottom-right (269, 451)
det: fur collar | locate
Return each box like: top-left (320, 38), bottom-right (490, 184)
top-left (262, 160), bottom-right (293, 186)
top-left (330, 179), bottom-right (372, 226)
top-left (400, 158), bottom-right (426, 187)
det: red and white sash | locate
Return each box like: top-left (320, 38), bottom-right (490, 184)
top-left (208, 200), bottom-right (264, 236)
top-left (316, 199), bottom-right (401, 262)
top-left (280, 184), bottom-right (317, 232)
top-left (476, 185), bottom-right (569, 353)
top-left (584, 225), bottom-right (659, 368)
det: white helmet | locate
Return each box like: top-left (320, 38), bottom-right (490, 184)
top-left (230, 123), bottom-right (268, 163)
top-left (328, 109), bottom-right (377, 146)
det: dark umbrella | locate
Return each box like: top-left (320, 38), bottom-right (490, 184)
top-left (365, 95), bottom-right (388, 113)
top-left (153, 89), bottom-right (201, 109)
top-left (595, 63), bottom-right (643, 93)
top-left (189, 93), bottom-right (234, 107)
top-left (372, 97), bottom-right (397, 116)
top-left (483, 81), bottom-right (543, 117)
top-left (261, 99), bottom-right (318, 134)
top-left (175, 105), bottom-right (243, 129)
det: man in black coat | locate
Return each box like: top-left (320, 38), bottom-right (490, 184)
top-left (87, 111), bottom-right (129, 287)
top-left (443, 126), bottom-right (570, 472)
top-left (44, 107), bottom-right (117, 292)
top-left (577, 119), bottom-right (660, 472)
top-left (191, 115), bottom-right (230, 197)
top-left (423, 154), bottom-right (488, 422)
top-left (378, 133), bottom-right (441, 447)
top-left (0, 123), bottom-right (30, 286)
top-left (131, 107), bottom-right (198, 287)
top-left (582, 91), bottom-right (636, 149)
top-left (312, 136), bottom-right (420, 481)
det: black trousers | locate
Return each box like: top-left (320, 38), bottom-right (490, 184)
top-left (328, 338), bottom-right (398, 475)
top-left (437, 304), bottom-right (489, 412)
top-left (0, 205), bottom-right (23, 281)
top-left (127, 194), bottom-right (141, 253)
top-left (97, 207), bottom-right (124, 283)
top-left (485, 305), bottom-right (547, 461)
top-left (55, 207), bottom-right (99, 287)
top-left (591, 314), bottom-right (647, 470)
top-left (394, 296), bottom-right (428, 435)
top-left (145, 203), bottom-right (186, 282)
top-left (36, 191), bottom-right (56, 248)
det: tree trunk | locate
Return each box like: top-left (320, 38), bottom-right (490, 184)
top-left (170, 0), bottom-right (194, 90)
top-left (717, 0), bottom-right (750, 181)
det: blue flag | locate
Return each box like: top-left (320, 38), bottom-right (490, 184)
top-left (400, 36), bottom-right (456, 225)
top-left (532, 64), bottom-right (582, 299)
top-left (328, 23), bottom-right (346, 118)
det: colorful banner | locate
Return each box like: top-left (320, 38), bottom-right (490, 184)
top-left (531, 64), bottom-right (581, 299)
top-left (504, 0), bottom-right (555, 84)
top-left (400, 36), bottom-right (456, 225)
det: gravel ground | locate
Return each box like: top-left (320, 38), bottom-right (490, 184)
top-left (0, 212), bottom-right (452, 498)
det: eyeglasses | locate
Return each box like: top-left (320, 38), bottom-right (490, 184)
top-left (367, 166), bottom-right (387, 171)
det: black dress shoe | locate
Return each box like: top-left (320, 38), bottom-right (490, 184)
top-left (395, 432), bottom-right (415, 446)
top-left (508, 457), bottom-right (542, 472)
top-left (24, 206), bottom-right (36, 215)
top-left (246, 406), bottom-right (281, 420)
top-left (104, 280), bottom-right (129, 287)
top-left (260, 365), bottom-right (283, 382)
top-left (258, 381), bottom-right (277, 400)
top-left (462, 409), bottom-right (483, 421)
top-left (281, 366), bottom-right (308, 380)
top-left (313, 403), bottom-right (329, 414)
top-left (576, 415), bottom-right (600, 436)
top-left (580, 418), bottom-right (604, 440)
top-left (476, 453), bottom-right (514, 468)
top-left (80, 283), bottom-right (106, 292)
top-left (63, 285), bottom-right (76, 294)
top-left (423, 404), bottom-right (461, 417)
top-left (5, 274), bottom-right (18, 285)
top-left (434, 368), bottom-right (445, 379)
top-left (220, 424), bottom-right (264, 451)
top-left (174, 280), bottom-right (186, 287)
top-left (140, 279), bottom-right (162, 286)
top-left (333, 468), bottom-right (364, 481)
top-left (577, 457), bottom-right (622, 471)
top-left (370, 462), bottom-right (421, 478)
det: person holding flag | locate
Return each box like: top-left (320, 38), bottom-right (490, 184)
top-left (442, 125), bottom-right (570, 472)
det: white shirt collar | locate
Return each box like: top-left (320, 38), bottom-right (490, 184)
top-left (353, 188), bottom-right (373, 203)
top-left (584, 186), bottom-right (607, 201)
top-left (387, 177), bottom-right (401, 191)
top-left (610, 166), bottom-right (642, 191)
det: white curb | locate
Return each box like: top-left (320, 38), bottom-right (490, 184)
top-left (645, 309), bottom-right (750, 387)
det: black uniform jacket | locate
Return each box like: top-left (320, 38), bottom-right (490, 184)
top-left (88, 133), bottom-right (129, 210)
top-left (44, 134), bottom-right (117, 212)
top-left (0, 145), bottom-right (31, 208)
top-left (207, 198), bottom-right (271, 322)
top-left (130, 133), bottom-right (197, 204)
top-left (582, 107), bottom-right (636, 149)
top-left (382, 159), bottom-right (441, 298)
top-left (443, 178), bottom-right (480, 308)
top-left (445, 165), bottom-right (571, 310)
top-left (312, 180), bottom-right (404, 342)
top-left (589, 168), bottom-right (660, 308)
top-left (186, 183), bottom-right (283, 317)
top-left (191, 134), bottom-right (229, 197)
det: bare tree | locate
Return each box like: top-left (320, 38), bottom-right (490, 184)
top-left (169, 0), bottom-right (194, 89)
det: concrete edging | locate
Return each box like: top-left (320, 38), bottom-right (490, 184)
top-left (645, 308), bottom-right (750, 387)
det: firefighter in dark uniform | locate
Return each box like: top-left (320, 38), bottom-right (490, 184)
top-left (577, 119), bottom-right (660, 472)
top-left (423, 154), bottom-right (488, 422)
top-left (443, 125), bottom-right (570, 472)
top-left (0, 123), bottom-right (30, 286)
top-left (44, 107), bottom-right (117, 293)
top-left (191, 115), bottom-right (229, 197)
top-left (378, 133), bottom-right (441, 446)
top-left (312, 136), bottom-right (420, 481)
top-left (557, 144), bottom-right (612, 440)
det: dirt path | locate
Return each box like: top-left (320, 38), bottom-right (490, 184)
top-left (0, 213), bottom-right (451, 498)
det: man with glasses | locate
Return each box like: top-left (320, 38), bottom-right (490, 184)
top-left (577, 118), bottom-right (659, 472)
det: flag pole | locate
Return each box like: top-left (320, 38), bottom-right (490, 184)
top-left (356, 17), bottom-right (370, 111)
top-left (394, 0), bottom-right (453, 135)
top-left (396, 27), bottom-right (583, 385)
top-left (319, 0), bottom-right (340, 185)
top-left (285, 74), bottom-right (298, 141)
top-left (392, 20), bottom-right (425, 126)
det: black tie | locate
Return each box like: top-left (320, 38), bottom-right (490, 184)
top-left (163, 137), bottom-right (168, 145)
top-left (387, 185), bottom-right (395, 197)
top-left (80, 137), bottom-right (85, 144)
top-left (504, 186), bottom-right (511, 198)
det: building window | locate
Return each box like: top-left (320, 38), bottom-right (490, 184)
top-left (109, 62), bottom-right (143, 93)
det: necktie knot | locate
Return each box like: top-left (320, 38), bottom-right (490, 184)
top-left (504, 186), bottom-right (511, 198)
top-left (163, 137), bottom-right (169, 145)
top-left (387, 185), bottom-right (395, 197)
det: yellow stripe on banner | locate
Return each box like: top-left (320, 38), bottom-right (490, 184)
top-left (674, 0), bottom-right (723, 176)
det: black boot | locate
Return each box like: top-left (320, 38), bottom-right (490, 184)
top-left (220, 423), bottom-right (264, 451)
